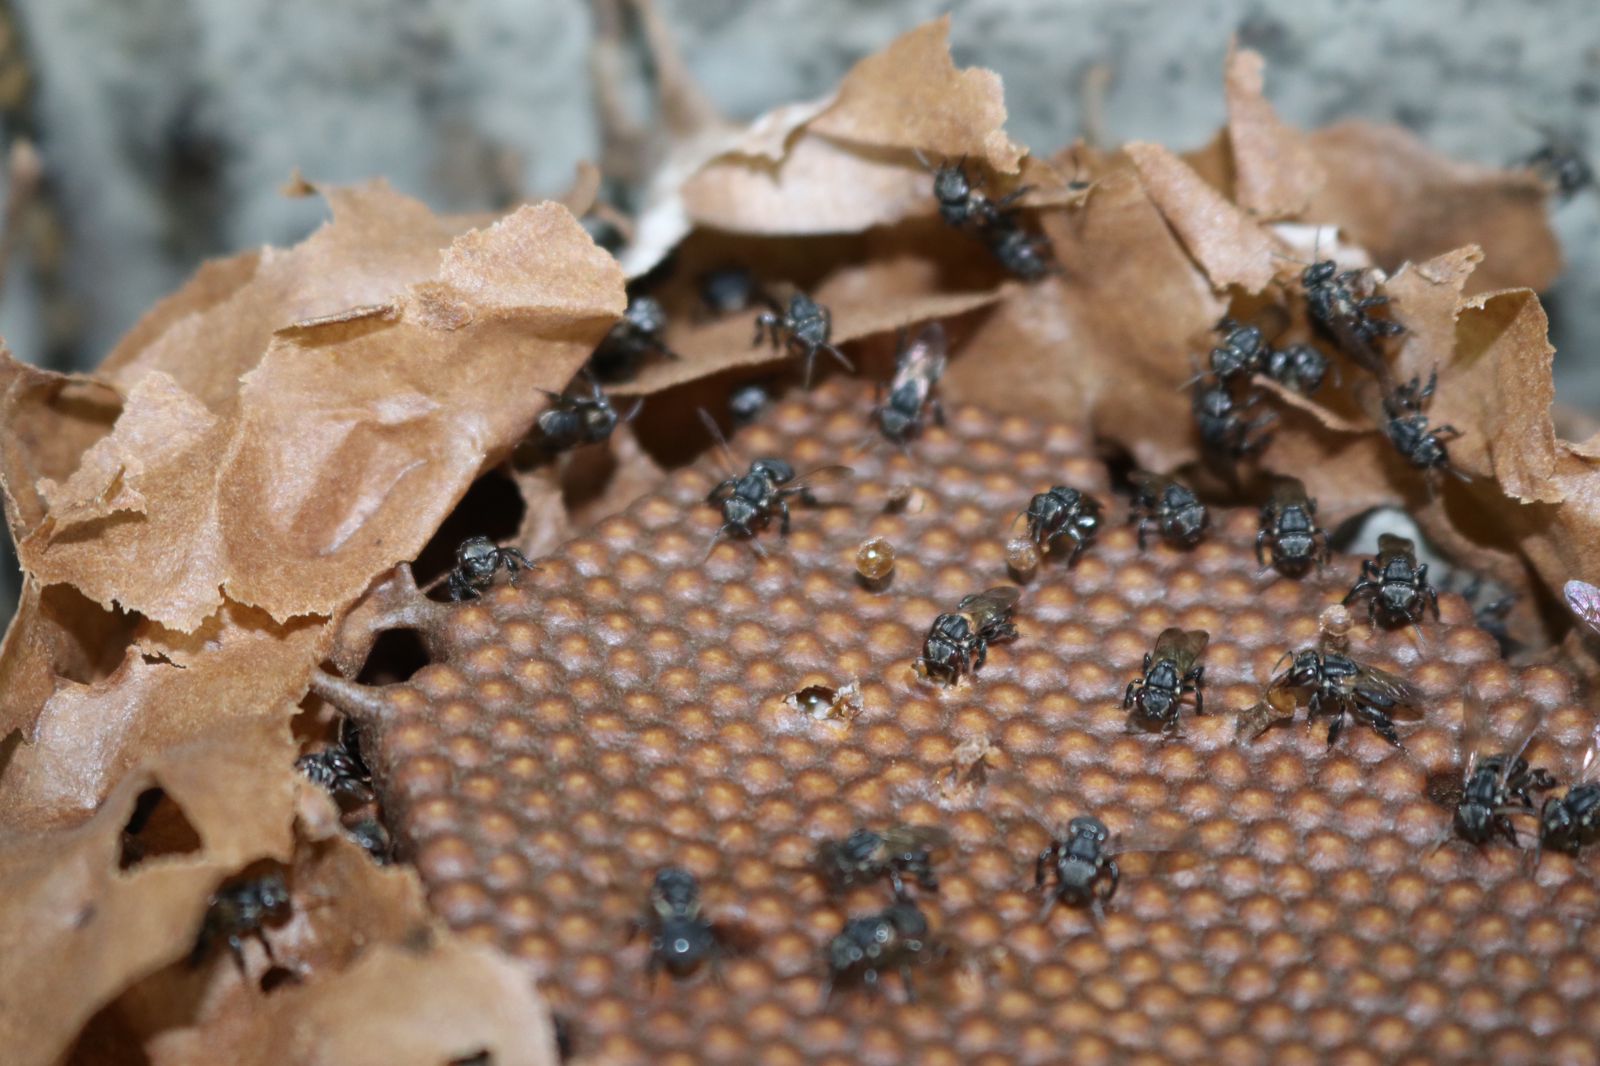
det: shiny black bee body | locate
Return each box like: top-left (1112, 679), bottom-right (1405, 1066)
top-left (728, 381), bottom-right (772, 426)
top-left (1123, 627), bottom-right (1208, 734)
top-left (347, 818), bottom-right (394, 864)
top-left (1129, 471), bottom-right (1209, 549)
top-left (1343, 533), bottom-right (1439, 631)
top-left (1541, 775), bottom-right (1600, 860)
top-left (190, 871), bottom-right (291, 969)
top-left (1380, 371), bottom-right (1465, 479)
top-left (699, 410), bottom-right (850, 553)
top-left (1267, 649), bottom-right (1420, 748)
top-left (1302, 260), bottom-right (1404, 371)
top-left (815, 825), bottom-right (949, 900)
top-left (1205, 319), bottom-right (1269, 382)
top-left (1256, 476), bottom-right (1327, 574)
top-left (1442, 686), bottom-right (1556, 850)
top-left (295, 719), bottom-right (374, 807)
top-left (982, 223), bottom-right (1054, 280)
top-left (699, 265), bottom-right (757, 315)
top-left (1018, 485), bottom-right (1102, 562)
top-left (753, 292), bottom-right (853, 386)
top-left (822, 901), bottom-right (935, 1002)
top-left (589, 295), bottom-right (679, 383)
top-left (636, 867), bottom-right (721, 979)
top-left (1035, 816), bottom-right (1181, 922)
top-left (536, 373), bottom-right (641, 452)
top-left (447, 536), bottom-right (535, 602)
top-left (1264, 343), bottom-right (1332, 395)
top-left (931, 159), bottom-right (1026, 229)
top-left (915, 586), bottom-right (1021, 686)
top-left (1192, 379), bottom-right (1274, 459)
top-left (875, 323), bottom-right (947, 443)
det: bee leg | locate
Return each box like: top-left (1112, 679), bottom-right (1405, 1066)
top-left (972, 640), bottom-right (988, 671)
top-left (777, 499), bottom-right (792, 535)
top-left (1103, 858), bottom-right (1120, 904)
top-left (227, 934), bottom-right (248, 973)
top-left (1123, 679), bottom-right (1140, 709)
top-left (1326, 713), bottom-right (1344, 746)
top-left (930, 397), bottom-right (946, 426)
top-left (1255, 530), bottom-right (1269, 566)
top-left (1191, 680), bottom-right (1205, 717)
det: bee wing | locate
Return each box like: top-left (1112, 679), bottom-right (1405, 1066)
top-left (881, 824), bottom-right (952, 853)
top-left (1458, 680), bottom-right (1491, 785)
top-left (1375, 532), bottom-right (1415, 558)
top-left (1268, 475), bottom-right (1308, 508)
top-left (902, 322), bottom-right (949, 378)
top-left (1129, 470), bottom-right (1168, 495)
top-left (1155, 628), bottom-right (1209, 669)
top-left (958, 586), bottom-right (1022, 618)
top-left (696, 407), bottom-right (740, 478)
top-left (1564, 579), bottom-right (1600, 638)
top-left (1108, 822), bottom-right (1193, 857)
top-left (1352, 660), bottom-right (1421, 709)
top-left (1577, 718), bottom-right (1600, 785)
top-left (784, 465), bottom-right (855, 494)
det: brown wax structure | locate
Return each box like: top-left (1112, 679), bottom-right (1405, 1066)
top-left (317, 381), bottom-right (1600, 1065)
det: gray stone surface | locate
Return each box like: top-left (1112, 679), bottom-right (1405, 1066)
top-left (2, 0), bottom-right (1598, 625)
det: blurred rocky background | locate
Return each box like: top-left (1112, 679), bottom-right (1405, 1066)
top-left (1, 0), bottom-right (1597, 621)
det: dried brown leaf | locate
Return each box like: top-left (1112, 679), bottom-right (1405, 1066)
top-left (944, 164), bottom-right (1227, 471)
top-left (1222, 44), bottom-right (1324, 219)
top-left (1126, 141), bottom-right (1278, 292)
top-left (18, 200), bottom-right (624, 630)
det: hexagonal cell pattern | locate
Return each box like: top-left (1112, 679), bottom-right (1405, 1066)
top-left (329, 381), bottom-right (1600, 1065)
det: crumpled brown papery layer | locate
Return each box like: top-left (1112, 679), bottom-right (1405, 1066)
top-left (19, 201), bottom-right (626, 630)
top-left (0, 707), bottom-right (301, 1066)
top-left (1221, 45), bottom-right (1325, 219)
top-left (678, 17), bottom-right (1025, 236)
top-left (943, 161), bottom-right (1227, 471)
top-left (611, 256), bottom-right (1006, 396)
top-left (149, 939), bottom-right (556, 1066)
top-left (1126, 141), bottom-right (1279, 293)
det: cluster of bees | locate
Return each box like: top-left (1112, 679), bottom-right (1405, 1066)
top-left (206, 157), bottom-right (1600, 1004)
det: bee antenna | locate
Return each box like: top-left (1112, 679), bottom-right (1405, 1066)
top-left (696, 406), bottom-right (739, 476)
top-left (912, 147), bottom-right (933, 172)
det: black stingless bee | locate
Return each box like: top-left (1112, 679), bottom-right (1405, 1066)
top-left (924, 156), bottom-right (1054, 279)
top-left (1539, 724), bottom-right (1600, 864)
top-left (296, 717), bottom-right (374, 807)
top-left (822, 900), bottom-right (937, 1003)
top-left (1129, 471), bottom-right (1208, 549)
top-left (1192, 378), bottom-right (1275, 460)
top-left (446, 536), bottom-right (535, 602)
top-left (1343, 533), bottom-right (1439, 632)
top-left (914, 586), bottom-right (1021, 686)
top-left (1301, 259), bottom-right (1403, 374)
top-left (1263, 342), bottom-right (1332, 396)
top-left (536, 371), bottom-right (641, 453)
top-left (698, 410), bottom-right (851, 555)
top-left (1265, 648), bottom-right (1421, 748)
top-left (1436, 684), bottom-right (1555, 852)
top-left (1035, 816), bottom-right (1184, 923)
top-left (1256, 476), bottom-right (1327, 575)
top-left (1202, 318), bottom-right (1269, 383)
top-left (753, 292), bottom-right (854, 387)
top-left (1016, 484), bottom-right (1102, 563)
top-left (634, 867), bottom-right (723, 981)
top-left (1123, 627), bottom-right (1209, 735)
top-left (874, 323), bottom-right (947, 443)
top-left (589, 295), bottom-right (679, 382)
top-left (1378, 371), bottom-right (1467, 482)
top-left (190, 870), bottom-right (292, 970)
top-left (814, 825), bottom-right (949, 900)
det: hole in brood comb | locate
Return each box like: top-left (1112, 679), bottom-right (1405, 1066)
top-left (411, 468), bottom-right (526, 588)
top-left (119, 787), bottom-right (202, 871)
top-left (784, 681), bottom-right (863, 722)
top-left (355, 627), bottom-right (429, 686)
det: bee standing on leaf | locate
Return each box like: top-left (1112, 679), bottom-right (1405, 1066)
top-left (1201, 318), bottom-right (1270, 383)
top-left (1192, 378), bottom-right (1275, 460)
top-left (753, 291), bottom-right (854, 387)
top-left (698, 409), bottom-right (851, 556)
top-left (190, 871), bottom-right (291, 970)
top-left (1264, 342), bottom-right (1332, 396)
top-left (296, 717), bottom-right (374, 807)
top-left (923, 155), bottom-right (1054, 279)
top-left (536, 371), bottom-right (641, 452)
top-left (873, 322), bottom-right (947, 444)
top-left (1435, 684), bottom-right (1555, 853)
top-left (1123, 628), bottom-right (1209, 735)
top-left (915, 586), bottom-right (1020, 686)
top-left (1264, 648), bottom-right (1421, 748)
top-left (447, 536), bottom-right (535, 602)
top-left (1016, 485), bottom-right (1102, 563)
top-left (634, 868), bottom-right (724, 982)
top-left (1379, 370), bottom-right (1467, 482)
top-left (1343, 533), bottom-right (1439, 633)
top-left (589, 295), bottom-right (679, 382)
top-left (1129, 471), bottom-right (1208, 549)
top-left (1256, 476), bottom-right (1327, 575)
top-left (814, 825), bottom-right (948, 900)
top-left (822, 900), bottom-right (937, 1003)
top-left (1300, 258), bottom-right (1404, 374)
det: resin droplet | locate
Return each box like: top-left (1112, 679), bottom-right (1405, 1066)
top-left (855, 537), bottom-right (896, 582)
top-left (1006, 537), bottom-right (1040, 574)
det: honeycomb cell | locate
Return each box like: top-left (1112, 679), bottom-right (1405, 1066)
top-left (322, 381), bottom-right (1600, 1065)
